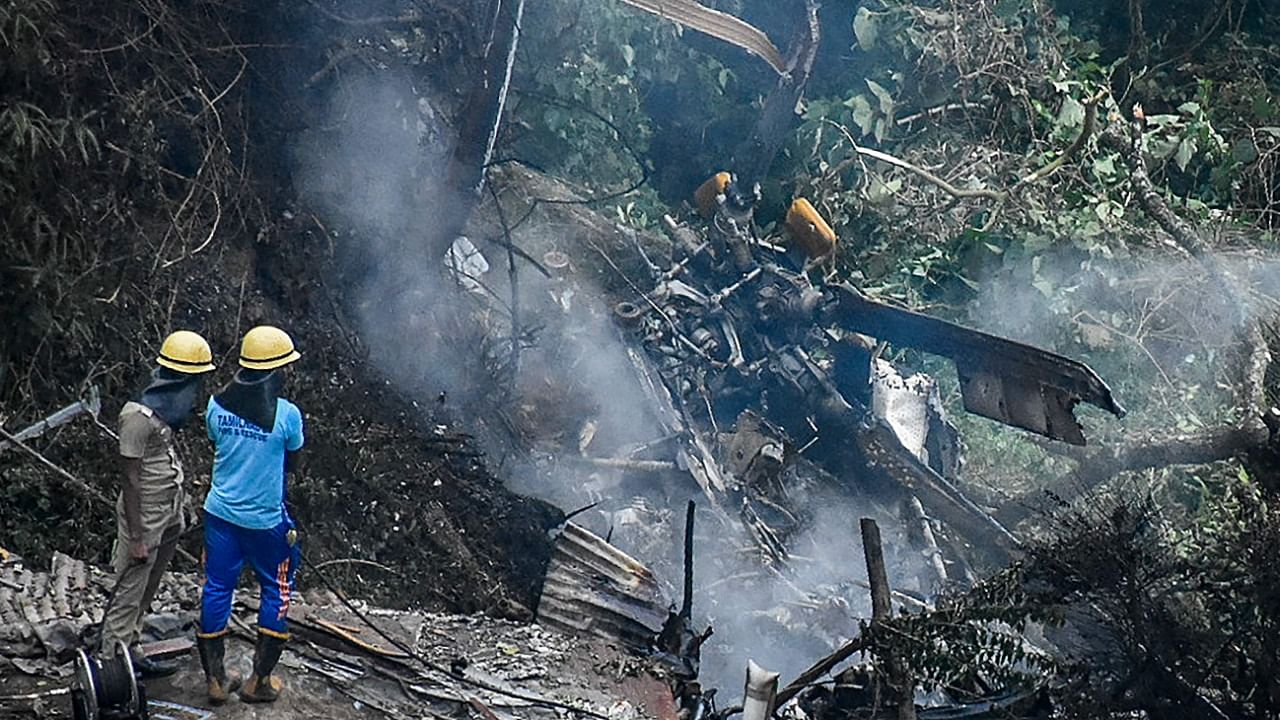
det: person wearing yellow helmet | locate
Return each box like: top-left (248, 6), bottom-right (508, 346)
top-left (99, 330), bottom-right (215, 677)
top-left (197, 325), bottom-right (304, 704)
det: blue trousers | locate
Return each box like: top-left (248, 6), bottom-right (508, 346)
top-left (199, 512), bottom-right (299, 637)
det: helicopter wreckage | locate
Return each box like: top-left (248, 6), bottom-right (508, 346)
top-left (444, 165), bottom-right (1127, 716)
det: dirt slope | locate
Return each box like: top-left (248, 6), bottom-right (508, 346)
top-left (0, 0), bottom-right (561, 616)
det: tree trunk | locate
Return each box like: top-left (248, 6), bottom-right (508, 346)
top-left (860, 518), bottom-right (917, 720)
top-left (429, 0), bottom-right (525, 266)
top-left (731, 0), bottom-right (821, 187)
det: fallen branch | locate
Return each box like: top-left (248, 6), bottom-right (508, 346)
top-left (731, 0), bottom-right (820, 184)
top-left (826, 122), bottom-right (1002, 202)
top-left (1014, 90), bottom-right (1106, 188)
top-left (1100, 118), bottom-right (1210, 256)
top-left (774, 635), bottom-right (870, 707)
top-left (617, 0), bottom-right (785, 74)
top-left (1065, 424), bottom-right (1269, 488)
top-left (826, 90), bottom-right (1105, 232)
top-left (861, 518), bottom-right (917, 720)
top-left (313, 558), bottom-right (401, 575)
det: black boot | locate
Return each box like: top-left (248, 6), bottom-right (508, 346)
top-left (196, 633), bottom-right (242, 705)
top-left (239, 631), bottom-right (286, 703)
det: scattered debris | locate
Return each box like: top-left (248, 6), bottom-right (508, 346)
top-left (1, 557), bottom-right (681, 720)
top-left (536, 522), bottom-right (672, 650)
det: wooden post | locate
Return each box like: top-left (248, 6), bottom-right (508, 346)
top-left (680, 499), bottom-right (695, 620)
top-left (860, 517), bottom-right (917, 720)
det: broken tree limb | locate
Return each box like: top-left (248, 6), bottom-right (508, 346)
top-left (1014, 90), bottom-right (1107, 188)
top-left (616, 0), bottom-right (785, 74)
top-left (0, 387), bottom-right (101, 454)
top-left (1100, 118), bottom-right (1209, 257)
top-left (1044, 424), bottom-right (1271, 494)
top-left (826, 90), bottom-right (1104, 231)
top-left (775, 635), bottom-right (870, 707)
top-left (680, 499), bottom-right (695, 620)
top-left (903, 496), bottom-right (947, 593)
top-left (834, 133), bottom-right (1004, 203)
top-left (430, 0), bottom-right (525, 264)
top-left (1008, 411), bottom-right (1276, 525)
top-left (860, 518), bottom-right (917, 720)
top-left (732, 0), bottom-right (821, 185)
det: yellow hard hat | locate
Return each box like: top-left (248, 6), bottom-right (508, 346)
top-left (156, 330), bottom-right (216, 374)
top-left (239, 325), bottom-right (301, 370)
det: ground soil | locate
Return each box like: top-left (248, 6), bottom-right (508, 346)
top-left (0, 228), bottom-right (562, 617)
top-left (0, 1), bottom-right (567, 619)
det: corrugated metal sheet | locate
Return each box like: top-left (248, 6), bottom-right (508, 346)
top-left (536, 522), bottom-right (672, 649)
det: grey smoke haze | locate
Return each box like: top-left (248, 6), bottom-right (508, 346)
top-left (286, 62), bottom-right (913, 694)
top-left (286, 16), bottom-right (1280, 702)
top-left (964, 247), bottom-right (1280, 433)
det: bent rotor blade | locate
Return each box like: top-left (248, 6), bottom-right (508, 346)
top-left (830, 284), bottom-right (1125, 445)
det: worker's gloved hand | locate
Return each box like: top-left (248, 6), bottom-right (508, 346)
top-left (285, 528), bottom-right (298, 547)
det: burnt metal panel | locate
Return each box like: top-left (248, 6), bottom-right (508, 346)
top-left (536, 523), bottom-right (672, 649)
top-left (830, 284), bottom-right (1125, 445)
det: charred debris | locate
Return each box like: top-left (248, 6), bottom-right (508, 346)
top-left (435, 161), bottom-right (1127, 719)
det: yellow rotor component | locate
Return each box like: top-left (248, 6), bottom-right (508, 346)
top-left (785, 198), bottom-right (837, 259)
top-left (694, 171), bottom-right (732, 219)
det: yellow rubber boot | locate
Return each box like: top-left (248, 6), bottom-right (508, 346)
top-left (195, 634), bottom-right (242, 705)
top-left (239, 631), bottom-right (287, 703)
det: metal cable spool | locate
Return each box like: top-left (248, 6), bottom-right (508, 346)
top-left (71, 641), bottom-right (146, 720)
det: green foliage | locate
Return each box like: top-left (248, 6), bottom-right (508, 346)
top-left (513, 0), bottom-right (751, 228)
top-left (876, 564), bottom-right (1060, 693)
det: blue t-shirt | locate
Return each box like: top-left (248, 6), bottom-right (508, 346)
top-left (204, 396), bottom-right (304, 529)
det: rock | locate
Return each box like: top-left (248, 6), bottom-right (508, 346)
top-left (33, 619), bottom-right (81, 663)
top-left (142, 612), bottom-right (194, 643)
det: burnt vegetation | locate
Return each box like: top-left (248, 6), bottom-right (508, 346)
top-left (3, 0), bottom-right (1280, 717)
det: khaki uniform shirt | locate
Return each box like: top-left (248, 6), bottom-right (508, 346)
top-left (115, 401), bottom-right (186, 555)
